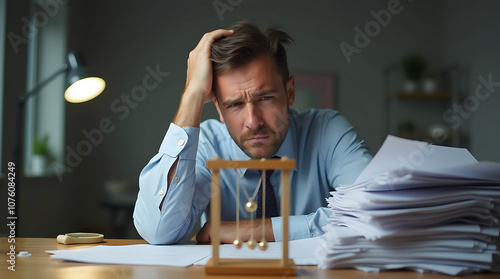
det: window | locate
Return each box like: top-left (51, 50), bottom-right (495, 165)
top-left (24, 0), bottom-right (67, 176)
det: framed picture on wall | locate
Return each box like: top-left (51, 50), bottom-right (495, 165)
top-left (292, 74), bottom-right (335, 112)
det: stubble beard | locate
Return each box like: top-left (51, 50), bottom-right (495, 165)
top-left (239, 128), bottom-right (282, 159)
top-left (231, 107), bottom-right (291, 159)
top-left (237, 120), bottom-right (289, 159)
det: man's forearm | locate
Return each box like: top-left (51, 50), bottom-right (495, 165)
top-left (173, 89), bottom-right (206, 128)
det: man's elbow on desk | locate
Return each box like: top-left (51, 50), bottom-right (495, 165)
top-left (133, 214), bottom-right (187, 245)
top-left (134, 225), bottom-right (179, 245)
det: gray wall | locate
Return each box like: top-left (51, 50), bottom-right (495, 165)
top-left (441, 1), bottom-right (500, 161)
top-left (2, 0), bottom-right (499, 238)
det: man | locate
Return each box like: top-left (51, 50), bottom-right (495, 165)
top-left (133, 21), bottom-right (372, 245)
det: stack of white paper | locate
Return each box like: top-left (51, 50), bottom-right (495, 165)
top-left (317, 136), bottom-right (500, 276)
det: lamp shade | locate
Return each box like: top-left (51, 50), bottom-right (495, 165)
top-left (64, 52), bottom-right (106, 103)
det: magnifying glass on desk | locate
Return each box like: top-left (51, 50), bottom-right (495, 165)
top-left (57, 233), bottom-right (104, 244)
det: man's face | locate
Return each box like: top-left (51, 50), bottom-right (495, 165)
top-left (213, 55), bottom-right (295, 159)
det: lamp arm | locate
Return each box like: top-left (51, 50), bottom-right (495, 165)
top-left (18, 63), bottom-right (68, 105)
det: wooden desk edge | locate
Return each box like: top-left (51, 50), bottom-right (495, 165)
top-left (2, 238), bottom-right (498, 279)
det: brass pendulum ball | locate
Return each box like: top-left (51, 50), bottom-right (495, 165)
top-left (245, 199), bottom-right (257, 212)
top-left (258, 240), bottom-right (268, 251)
top-left (247, 238), bottom-right (257, 249)
top-left (233, 238), bottom-right (242, 249)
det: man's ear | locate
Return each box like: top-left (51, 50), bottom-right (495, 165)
top-left (213, 96), bottom-right (225, 123)
top-left (286, 76), bottom-right (295, 107)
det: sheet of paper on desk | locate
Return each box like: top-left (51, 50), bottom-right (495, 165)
top-left (47, 244), bottom-right (212, 267)
top-left (47, 237), bottom-right (321, 267)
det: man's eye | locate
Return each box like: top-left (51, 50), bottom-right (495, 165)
top-left (261, 96), bottom-right (273, 101)
top-left (228, 102), bottom-right (242, 108)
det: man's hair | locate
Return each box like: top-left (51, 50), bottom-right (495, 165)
top-left (211, 21), bottom-right (293, 86)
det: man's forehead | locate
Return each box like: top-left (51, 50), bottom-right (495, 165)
top-left (214, 56), bottom-right (283, 97)
top-left (215, 78), bottom-right (282, 103)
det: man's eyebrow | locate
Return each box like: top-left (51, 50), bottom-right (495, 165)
top-left (253, 90), bottom-right (277, 98)
top-left (222, 90), bottom-right (277, 107)
top-left (222, 97), bottom-right (243, 107)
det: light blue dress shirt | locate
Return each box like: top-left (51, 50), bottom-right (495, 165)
top-left (133, 108), bottom-right (372, 244)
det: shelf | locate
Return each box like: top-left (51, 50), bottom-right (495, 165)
top-left (384, 63), bottom-right (464, 147)
top-left (386, 90), bottom-right (452, 100)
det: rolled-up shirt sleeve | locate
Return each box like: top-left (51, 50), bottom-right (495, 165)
top-left (133, 123), bottom-right (205, 244)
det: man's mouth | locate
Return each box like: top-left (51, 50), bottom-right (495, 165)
top-left (246, 135), bottom-right (269, 142)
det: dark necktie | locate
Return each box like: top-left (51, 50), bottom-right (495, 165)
top-left (256, 169), bottom-right (279, 218)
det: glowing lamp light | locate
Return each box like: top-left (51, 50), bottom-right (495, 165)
top-left (65, 77), bottom-right (106, 103)
top-left (63, 52), bottom-right (106, 103)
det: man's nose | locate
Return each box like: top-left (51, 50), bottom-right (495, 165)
top-left (244, 103), bottom-right (263, 130)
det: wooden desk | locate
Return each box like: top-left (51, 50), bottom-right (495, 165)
top-left (1, 238), bottom-right (497, 279)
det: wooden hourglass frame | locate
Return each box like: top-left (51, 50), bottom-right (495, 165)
top-left (205, 157), bottom-right (296, 276)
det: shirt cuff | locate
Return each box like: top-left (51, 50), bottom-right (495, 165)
top-left (271, 215), bottom-right (311, 242)
top-left (159, 123), bottom-right (199, 160)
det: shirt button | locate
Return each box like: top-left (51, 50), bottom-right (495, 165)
top-left (158, 189), bottom-right (164, 196)
top-left (310, 233), bottom-right (315, 237)
top-left (178, 139), bottom-right (185, 146)
top-left (173, 176), bottom-right (180, 182)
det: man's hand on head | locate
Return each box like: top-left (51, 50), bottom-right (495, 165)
top-left (184, 29), bottom-right (234, 104)
top-left (196, 219), bottom-right (275, 244)
top-left (173, 29), bottom-right (233, 128)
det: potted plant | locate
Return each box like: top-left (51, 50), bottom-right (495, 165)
top-left (32, 134), bottom-right (51, 175)
top-left (401, 54), bottom-right (426, 93)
